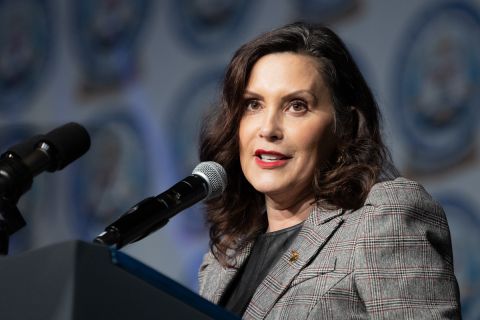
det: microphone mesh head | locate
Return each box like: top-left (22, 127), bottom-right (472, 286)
top-left (192, 161), bottom-right (227, 200)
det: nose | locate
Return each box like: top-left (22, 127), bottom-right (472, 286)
top-left (259, 108), bottom-right (283, 141)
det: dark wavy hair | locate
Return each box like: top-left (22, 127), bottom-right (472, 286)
top-left (199, 22), bottom-right (396, 266)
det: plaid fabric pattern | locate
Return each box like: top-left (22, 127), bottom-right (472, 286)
top-left (198, 177), bottom-right (461, 319)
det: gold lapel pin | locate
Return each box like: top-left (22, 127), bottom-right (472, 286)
top-left (289, 250), bottom-right (299, 263)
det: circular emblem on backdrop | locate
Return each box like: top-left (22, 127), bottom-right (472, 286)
top-left (0, 0), bottom-right (53, 113)
top-left (72, 0), bottom-right (150, 89)
top-left (169, 0), bottom-right (251, 52)
top-left (393, 2), bottom-right (480, 173)
top-left (169, 68), bottom-right (223, 174)
top-left (291, 0), bottom-right (358, 22)
top-left (166, 68), bottom-right (223, 242)
top-left (436, 193), bottom-right (480, 319)
top-left (0, 123), bottom-right (44, 253)
top-left (70, 111), bottom-right (150, 240)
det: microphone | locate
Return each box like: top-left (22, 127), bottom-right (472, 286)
top-left (0, 122), bottom-right (91, 202)
top-left (94, 161), bottom-right (227, 249)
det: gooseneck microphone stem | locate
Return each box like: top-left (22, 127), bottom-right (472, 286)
top-left (0, 198), bottom-right (26, 255)
top-left (0, 153), bottom-right (33, 255)
top-left (94, 175), bottom-right (209, 249)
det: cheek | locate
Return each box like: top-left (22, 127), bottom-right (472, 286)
top-left (238, 117), bottom-right (258, 153)
top-left (238, 121), bottom-right (248, 158)
top-left (238, 119), bottom-right (253, 166)
top-left (296, 121), bottom-right (336, 161)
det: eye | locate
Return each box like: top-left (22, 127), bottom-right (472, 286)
top-left (244, 99), bottom-right (262, 112)
top-left (286, 99), bottom-right (308, 113)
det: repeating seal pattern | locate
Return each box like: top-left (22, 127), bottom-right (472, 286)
top-left (165, 68), bottom-right (224, 277)
top-left (393, 2), bottom-right (480, 173)
top-left (168, 68), bottom-right (224, 175)
top-left (169, 0), bottom-right (251, 52)
top-left (70, 111), bottom-right (150, 239)
top-left (0, 0), bottom-right (53, 113)
top-left (71, 0), bottom-right (150, 88)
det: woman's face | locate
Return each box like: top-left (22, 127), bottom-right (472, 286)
top-left (238, 52), bottom-right (336, 203)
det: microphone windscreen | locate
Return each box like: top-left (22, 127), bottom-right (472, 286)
top-left (43, 122), bottom-right (91, 171)
top-left (192, 161), bottom-right (227, 200)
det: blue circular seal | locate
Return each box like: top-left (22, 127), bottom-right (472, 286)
top-left (71, 0), bottom-right (150, 87)
top-left (0, 0), bottom-right (53, 114)
top-left (169, 0), bottom-right (252, 52)
top-left (69, 110), bottom-right (150, 240)
top-left (168, 67), bottom-right (224, 175)
top-left (436, 193), bottom-right (480, 319)
top-left (393, 2), bottom-right (480, 172)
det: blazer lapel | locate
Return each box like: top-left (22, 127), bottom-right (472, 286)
top-left (210, 241), bottom-right (254, 304)
top-left (244, 206), bottom-right (345, 319)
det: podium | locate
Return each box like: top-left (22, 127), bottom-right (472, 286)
top-left (0, 241), bottom-right (238, 320)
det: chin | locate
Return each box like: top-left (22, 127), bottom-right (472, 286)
top-left (249, 178), bottom-right (285, 195)
top-left (243, 165), bottom-right (291, 194)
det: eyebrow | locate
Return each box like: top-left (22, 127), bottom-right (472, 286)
top-left (243, 90), bottom-right (319, 104)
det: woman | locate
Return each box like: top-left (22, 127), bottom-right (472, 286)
top-left (198, 22), bottom-right (461, 319)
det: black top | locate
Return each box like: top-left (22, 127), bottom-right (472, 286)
top-left (220, 222), bottom-right (303, 316)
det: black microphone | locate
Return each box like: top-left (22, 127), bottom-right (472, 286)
top-left (94, 161), bottom-right (227, 249)
top-left (0, 122), bottom-right (91, 202)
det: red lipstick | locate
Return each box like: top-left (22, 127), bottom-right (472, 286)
top-left (254, 149), bottom-right (290, 168)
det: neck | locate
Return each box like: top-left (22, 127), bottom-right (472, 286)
top-left (265, 192), bottom-right (315, 232)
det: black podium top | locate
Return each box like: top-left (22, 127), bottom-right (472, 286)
top-left (0, 240), bottom-right (238, 320)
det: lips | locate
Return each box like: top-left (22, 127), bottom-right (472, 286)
top-left (254, 149), bottom-right (291, 168)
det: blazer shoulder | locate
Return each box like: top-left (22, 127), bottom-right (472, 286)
top-left (365, 177), bottom-right (441, 212)
top-left (353, 178), bottom-right (461, 317)
top-left (361, 177), bottom-right (451, 239)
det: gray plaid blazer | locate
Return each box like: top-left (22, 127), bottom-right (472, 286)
top-left (198, 177), bottom-right (461, 319)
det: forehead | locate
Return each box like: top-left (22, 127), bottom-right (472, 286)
top-left (246, 52), bottom-right (325, 91)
